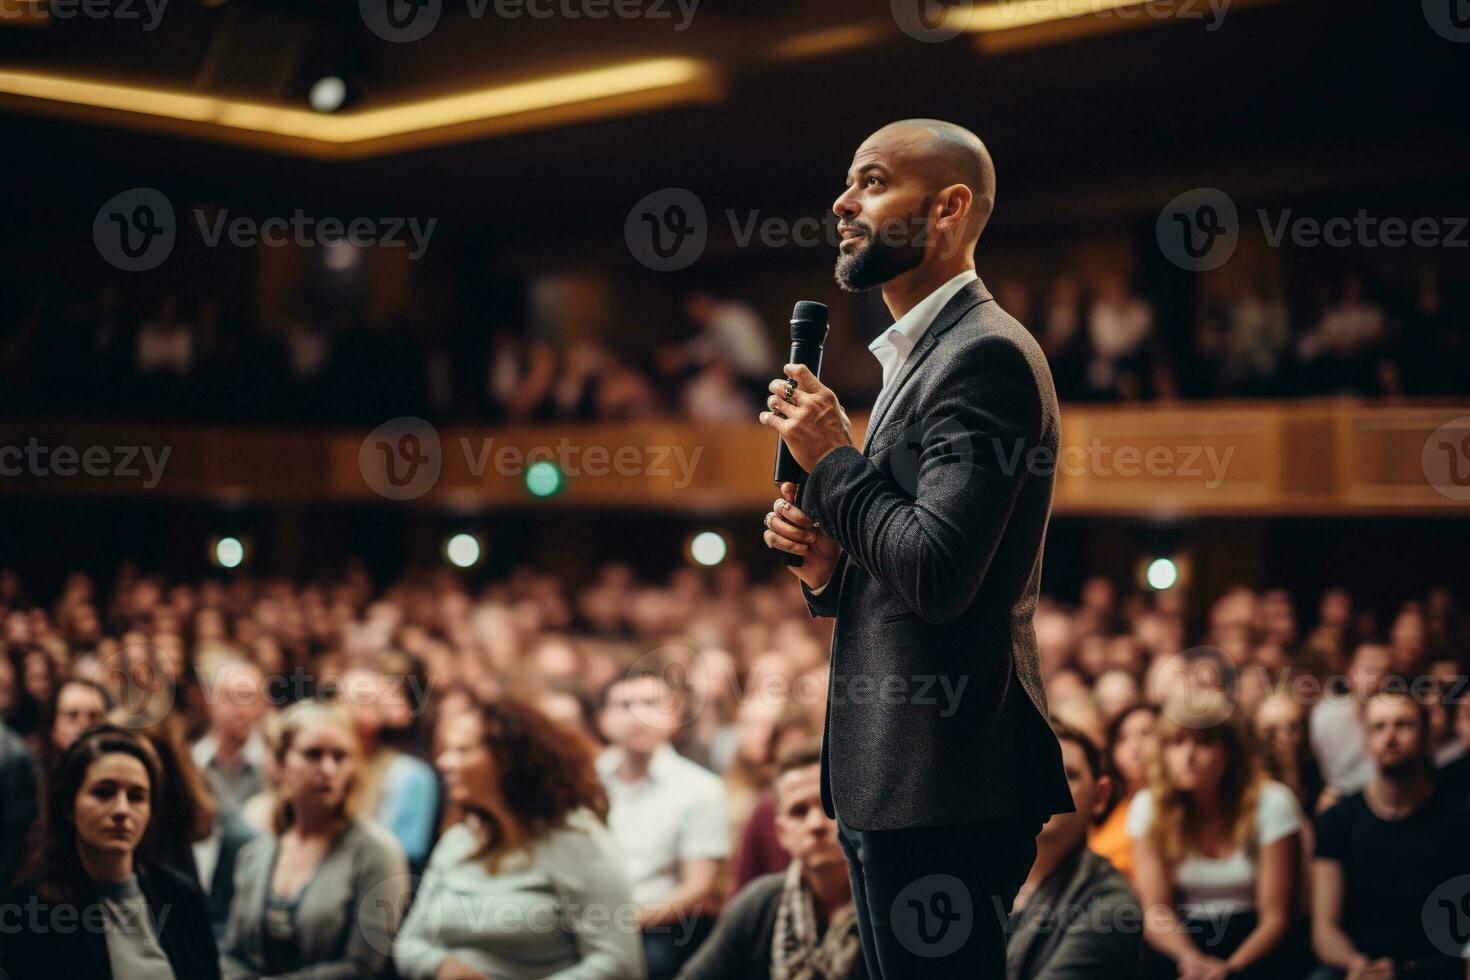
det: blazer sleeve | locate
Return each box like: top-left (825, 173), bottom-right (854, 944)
top-left (798, 336), bottom-right (1042, 625)
top-left (799, 552), bottom-right (846, 619)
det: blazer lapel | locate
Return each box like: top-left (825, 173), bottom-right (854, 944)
top-left (861, 278), bottom-right (992, 455)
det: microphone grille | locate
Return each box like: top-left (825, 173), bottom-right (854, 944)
top-left (789, 301), bottom-right (829, 342)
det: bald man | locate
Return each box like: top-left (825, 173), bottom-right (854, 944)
top-left (759, 119), bottom-right (1074, 978)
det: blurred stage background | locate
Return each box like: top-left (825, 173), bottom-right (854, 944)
top-left (1, 1), bottom-right (1468, 744)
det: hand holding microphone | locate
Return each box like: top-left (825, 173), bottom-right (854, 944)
top-left (764, 481), bottom-right (842, 590)
top-left (761, 300), bottom-right (853, 580)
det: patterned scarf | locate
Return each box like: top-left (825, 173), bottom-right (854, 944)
top-left (770, 860), bottom-right (863, 980)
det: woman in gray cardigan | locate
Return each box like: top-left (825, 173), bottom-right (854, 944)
top-left (222, 700), bottom-right (410, 979)
top-left (394, 699), bottom-right (644, 980)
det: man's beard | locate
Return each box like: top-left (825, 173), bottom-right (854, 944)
top-left (833, 214), bottom-right (928, 292)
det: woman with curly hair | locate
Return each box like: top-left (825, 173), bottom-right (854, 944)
top-left (394, 697), bottom-right (644, 980)
top-left (1129, 690), bottom-right (1309, 980)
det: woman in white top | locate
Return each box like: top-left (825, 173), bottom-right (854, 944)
top-left (1129, 690), bottom-right (1309, 980)
top-left (394, 698), bottom-right (643, 980)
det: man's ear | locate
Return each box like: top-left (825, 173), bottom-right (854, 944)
top-left (1091, 774), bottom-right (1114, 820)
top-left (932, 183), bottom-right (973, 230)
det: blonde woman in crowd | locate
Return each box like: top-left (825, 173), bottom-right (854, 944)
top-left (1130, 691), bottom-right (1309, 979)
top-left (221, 700), bottom-right (409, 979)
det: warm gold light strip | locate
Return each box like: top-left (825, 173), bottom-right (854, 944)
top-left (769, 23), bottom-right (889, 60)
top-left (0, 56), bottom-right (721, 153)
top-left (948, 0), bottom-right (1160, 32)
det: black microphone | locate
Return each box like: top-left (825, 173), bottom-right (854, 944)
top-left (772, 300), bottom-right (829, 567)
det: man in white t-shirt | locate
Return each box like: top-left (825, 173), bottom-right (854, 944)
top-left (598, 669), bottom-right (730, 980)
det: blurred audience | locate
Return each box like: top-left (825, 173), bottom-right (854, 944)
top-left (5, 255), bottom-right (1465, 425)
top-left (0, 559), bottom-right (1467, 979)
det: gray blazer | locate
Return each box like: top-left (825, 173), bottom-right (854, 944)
top-left (798, 277), bottom-right (1074, 830)
top-left (1005, 847), bottom-right (1141, 980)
top-left (221, 816), bottom-right (409, 980)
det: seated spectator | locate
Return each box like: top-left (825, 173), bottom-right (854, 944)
top-left (677, 740), bottom-right (865, 980)
top-left (1085, 271), bottom-right (1153, 401)
top-left (192, 658), bottom-right (270, 819)
top-left (1009, 722), bottom-right (1141, 980)
top-left (395, 698), bottom-right (643, 979)
top-left (197, 803), bottom-right (258, 943)
top-left (1253, 689), bottom-right (1325, 814)
top-left (340, 660), bottom-right (439, 871)
top-left (1310, 643), bottom-right (1392, 804)
top-left (598, 669), bottom-right (730, 980)
top-left (0, 719), bottom-right (39, 891)
top-left (1436, 691), bottom-right (1470, 800)
top-left (1090, 703), bottom-right (1157, 887)
top-left (1131, 691), bottom-right (1307, 979)
top-left (221, 700), bottom-right (407, 979)
top-left (119, 704), bottom-right (219, 881)
top-left (1296, 275), bottom-right (1386, 394)
top-left (38, 678), bottom-right (111, 774)
top-left (731, 707), bottom-right (819, 892)
top-left (0, 725), bottom-right (221, 980)
top-left (1310, 682), bottom-right (1470, 980)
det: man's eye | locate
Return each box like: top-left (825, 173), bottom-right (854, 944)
top-left (866, 176), bottom-right (882, 187)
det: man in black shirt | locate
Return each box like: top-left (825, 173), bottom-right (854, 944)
top-left (1312, 682), bottom-right (1470, 980)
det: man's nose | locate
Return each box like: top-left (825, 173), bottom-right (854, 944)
top-left (832, 189), bottom-right (857, 219)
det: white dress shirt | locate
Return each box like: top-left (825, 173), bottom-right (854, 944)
top-left (809, 269), bottom-right (978, 597)
top-left (867, 269), bottom-right (978, 399)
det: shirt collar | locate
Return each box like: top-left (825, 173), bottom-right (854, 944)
top-left (598, 742), bottom-right (679, 785)
top-left (195, 730), bottom-right (267, 770)
top-left (867, 270), bottom-right (978, 373)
